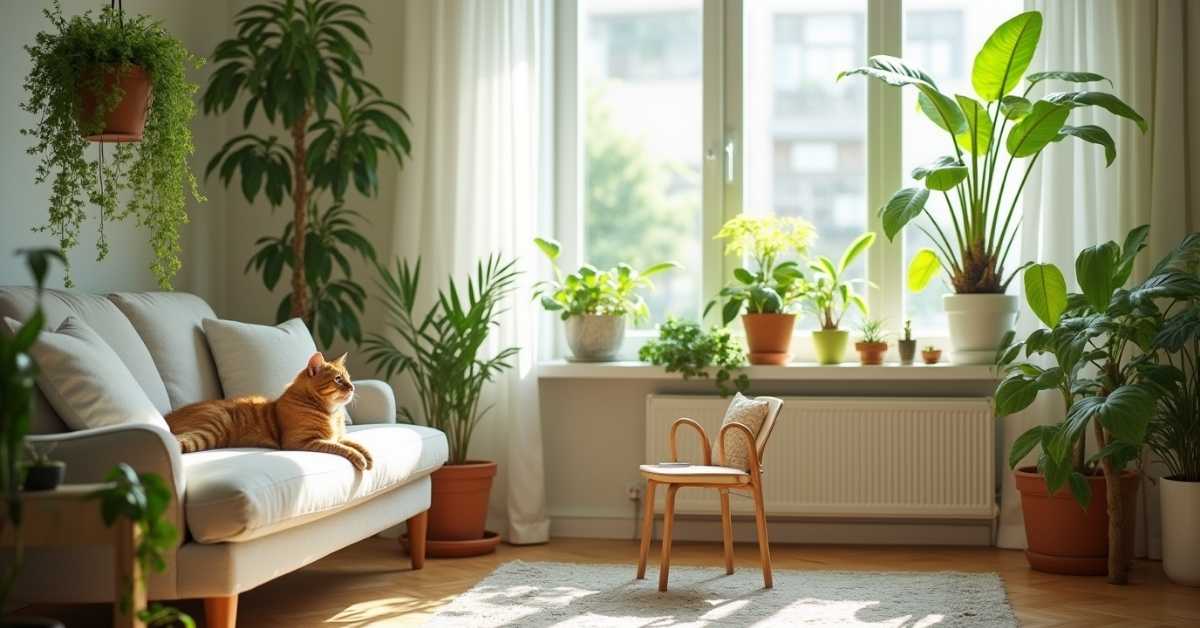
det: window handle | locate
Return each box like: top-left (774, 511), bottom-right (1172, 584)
top-left (724, 139), bottom-right (735, 183)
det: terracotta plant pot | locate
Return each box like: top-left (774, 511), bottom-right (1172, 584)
top-left (78, 64), bottom-right (152, 143)
top-left (1014, 466), bottom-right (1139, 575)
top-left (426, 460), bottom-right (498, 557)
top-left (811, 329), bottom-right (849, 365)
top-left (898, 339), bottom-right (916, 365)
top-left (855, 341), bottom-right (887, 365)
top-left (741, 313), bottom-right (794, 365)
top-left (922, 349), bottom-right (942, 365)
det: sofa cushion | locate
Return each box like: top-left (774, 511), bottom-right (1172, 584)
top-left (109, 292), bottom-right (223, 409)
top-left (180, 424), bottom-right (448, 543)
top-left (0, 287), bottom-right (171, 430)
top-left (202, 318), bottom-right (318, 400)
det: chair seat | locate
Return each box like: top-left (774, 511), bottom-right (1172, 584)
top-left (639, 463), bottom-right (750, 484)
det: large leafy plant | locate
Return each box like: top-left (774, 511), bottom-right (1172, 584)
top-left (995, 226), bottom-right (1200, 584)
top-left (532, 237), bottom-right (679, 323)
top-left (802, 232), bottom-right (875, 331)
top-left (204, 0), bottom-right (411, 348)
top-left (1147, 234), bottom-right (1200, 482)
top-left (21, 2), bottom-right (204, 288)
top-left (840, 10), bottom-right (1146, 295)
top-left (364, 256), bottom-right (519, 465)
top-left (706, 215), bottom-right (815, 325)
top-left (638, 318), bottom-right (749, 396)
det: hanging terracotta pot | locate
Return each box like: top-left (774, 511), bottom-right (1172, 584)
top-left (419, 460), bottom-right (502, 558)
top-left (78, 64), bottom-right (151, 142)
top-left (741, 313), bottom-right (794, 364)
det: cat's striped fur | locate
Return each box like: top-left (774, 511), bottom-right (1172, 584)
top-left (165, 352), bottom-right (374, 470)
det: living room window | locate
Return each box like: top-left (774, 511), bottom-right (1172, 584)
top-left (555, 0), bottom-right (1022, 349)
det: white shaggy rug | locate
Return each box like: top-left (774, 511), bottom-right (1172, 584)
top-left (424, 560), bottom-right (1017, 627)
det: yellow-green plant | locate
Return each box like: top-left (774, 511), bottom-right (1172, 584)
top-left (706, 215), bottom-right (815, 325)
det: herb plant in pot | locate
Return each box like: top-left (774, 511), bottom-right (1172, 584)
top-left (533, 238), bottom-right (679, 361)
top-left (365, 256), bottom-right (519, 557)
top-left (855, 319), bottom-right (888, 366)
top-left (840, 10), bottom-right (1147, 364)
top-left (995, 226), bottom-right (1189, 583)
top-left (802, 232), bottom-right (876, 365)
top-left (706, 216), bottom-right (815, 365)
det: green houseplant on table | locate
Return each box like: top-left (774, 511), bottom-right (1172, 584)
top-left (801, 232), bottom-right (876, 364)
top-left (706, 216), bottom-right (815, 364)
top-left (995, 226), bottom-right (1197, 583)
top-left (840, 9), bottom-right (1147, 364)
top-left (204, 0), bottom-right (412, 348)
top-left (365, 256), bottom-right (519, 557)
top-left (533, 237), bottom-right (679, 362)
top-left (638, 318), bottom-right (749, 396)
top-left (21, 1), bottom-right (204, 288)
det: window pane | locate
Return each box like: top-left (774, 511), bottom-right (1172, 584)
top-left (744, 1), bottom-right (868, 326)
top-left (582, 0), bottom-right (703, 326)
top-left (902, 1), bottom-right (1024, 334)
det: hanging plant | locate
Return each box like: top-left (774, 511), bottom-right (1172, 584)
top-left (20, 0), bottom-right (205, 288)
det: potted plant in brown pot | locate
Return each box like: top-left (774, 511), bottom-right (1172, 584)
top-left (855, 319), bottom-right (888, 365)
top-left (921, 346), bottom-right (942, 365)
top-left (898, 320), bottom-right (917, 365)
top-left (995, 226), bottom-right (1192, 583)
top-left (706, 216), bottom-right (814, 364)
top-left (802, 232), bottom-right (876, 364)
top-left (365, 255), bottom-right (520, 557)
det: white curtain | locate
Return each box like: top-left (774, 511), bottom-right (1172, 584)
top-left (1000, 0), bottom-right (1200, 555)
top-left (393, 0), bottom-right (552, 544)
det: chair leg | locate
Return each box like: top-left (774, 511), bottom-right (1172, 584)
top-left (751, 483), bottom-right (773, 589)
top-left (407, 510), bottom-right (429, 570)
top-left (720, 488), bottom-right (734, 575)
top-left (204, 595), bottom-right (238, 628)
top-left (637, 480), bottom-right (657, 579)
top-left (658, 484), bottom-right (680, 592)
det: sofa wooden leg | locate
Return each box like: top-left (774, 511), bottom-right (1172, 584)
top-left (407, 510), bottom-right (429, 570)
top-left (204, 595), bottom-right (237, 628)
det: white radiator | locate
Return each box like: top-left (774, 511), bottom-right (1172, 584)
top-left (645, 395), bottom-right (995, 519)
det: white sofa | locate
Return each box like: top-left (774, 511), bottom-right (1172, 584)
top-left (0, 288), bottom-right (447, 627)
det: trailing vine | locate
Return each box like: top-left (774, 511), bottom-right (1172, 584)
top-left (20, 1), bottom-right (205, 288)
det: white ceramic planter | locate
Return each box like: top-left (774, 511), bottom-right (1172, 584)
top-left (943, 293), bottom-right (1018, 364)
top-left (564, 314), bottom-right (625, 362)
top-left (1161, 476), bottom-right (1200, 586)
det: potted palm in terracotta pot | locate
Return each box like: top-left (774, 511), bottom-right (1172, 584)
top-left (706, 216), bottom-right (815, 365)
top-left (840, 10), bottom-right (1146, 364)
top-left (366, 255), bottom-right (520, 557)
top-left (532, 237), bottom-right (679, 361)
top-left (802, 232), bottom-right (876, 364)
top-left (855, 319), bottom-right (888, 365)
top-left (995, 226), bottom-right (1191, 584)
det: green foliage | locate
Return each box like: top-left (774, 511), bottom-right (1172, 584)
top-left (840, 10), bottom-right (1147, 295)
top-left (902, 319), bottom-right (913, 342)
top-left (638, 318), bottom-right (749, 396)
top-left (801, 232), bottom-right (876, 330)
top-left (1147, 235), bottom-right (1200, 482)
top-left (364, 256), bottom-right (519, 464)
top-left (20, 2), bottom-right (204, 288)
top-left (706, 216), bottom-right (816, 325)
top-left (204, 0), bottom-right (411, 348)
top-left (531, 237), bottom-right (679, 323)
top-left (858, 319), bottom-right (887, 344)
top-left (89, 464), bottom-right (193, 627)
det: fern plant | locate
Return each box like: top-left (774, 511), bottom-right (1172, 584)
top-left (203, 0), bottom-right (411, 347)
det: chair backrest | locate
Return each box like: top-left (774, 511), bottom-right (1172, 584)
top-left (754, 396), bottom-right (784, 461)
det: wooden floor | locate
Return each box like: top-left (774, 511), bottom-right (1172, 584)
top-left (22, 537), bottom-right (1200, 627)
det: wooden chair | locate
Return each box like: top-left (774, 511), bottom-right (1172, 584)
top-left (636, 396), bottom-right (783, 591)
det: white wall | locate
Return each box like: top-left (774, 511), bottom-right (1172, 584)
top-left (0, 0), bottom-right (232, 306)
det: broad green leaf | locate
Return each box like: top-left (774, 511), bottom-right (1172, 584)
top-left (641, 261), bottom-right (681, 277)
top-left (955, 95), bottom-right (993, 155)
top-left (734, 268), bottom-right (756, 285)
top-left (867, 55), bottom-right (938, 85)
top-left (1070, 385), bottom-right (1158, 446)
top-left (996, 374), bottom-right (1041, 417)
top-left (840, 65), bottom-right (966, 134)
top-left (1027, 71), bottom-right (1111, 88)
top-left (912, 156), bottom-right (968, 191)
top-left (838, 232), bottom-right (876, 274)
top-left (972, 11), bottom-right (1043, 101)
top-left (1067, 472), bottom-right (1092, 509)
top-left (1023, 263), bottom-right (1068, 327)
top-left (1115, 224), bottom-right (1150, 287)
top-left (1130, 271), bottom-right (1200, 304)
top-left (1075, 241), bottom-right (1120, 311)
top-left (1000, 95), bottom-right (1033, 120)
top-left (1006, 100), bottom-right (1070, 157)
top-left (1045, 91), bottom-right (1148, 132)
top-left (1053, 125), bottom-right (1116, 166)
top-left (534, 237), bottom-right (560, 260)
top-left (879, 187), bottom-right (930, 241)
top-left (1008, 425), bottom-right (1046, 469)
top-left (907, 249), bottom-right (941, 292)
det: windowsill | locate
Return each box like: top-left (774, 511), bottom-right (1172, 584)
top-left (537, 360), bottom-right (999, 381)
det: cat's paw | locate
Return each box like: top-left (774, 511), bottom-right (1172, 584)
top-left (347, 451), bottom-right (369, 471)
top-left (359, 450), bottom-right (374, 470)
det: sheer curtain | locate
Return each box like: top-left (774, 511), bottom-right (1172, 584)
top-left (392, 0), bottom-right (552, 544)
top-left (1000, 0), bottom-right (1200, 555)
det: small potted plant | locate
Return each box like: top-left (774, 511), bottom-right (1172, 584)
top-left (533, 237), bottom-right (679, 362)
top-left (638, 318), bottom-right (750, 395)
top-left (802, 232), bottom-right (876, 364)
top-left (898, 320), bottom-right (917, 365)
top-left (22, 442), bottom-right (65, 492)
top-left (855, 319), bottom-right (888, 365)
top-left (922, 346), bottom-right (942, 365)
top-left (706, 216), bottom-right (814, 364)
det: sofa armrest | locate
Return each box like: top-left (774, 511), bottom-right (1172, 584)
top-left (27, 423), bottom-right (186, 540)
top-left (348, 379), bottom-right (397, 424)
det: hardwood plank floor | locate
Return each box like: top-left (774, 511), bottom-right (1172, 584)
top-left (21, 537), bottom-right (1200, 627)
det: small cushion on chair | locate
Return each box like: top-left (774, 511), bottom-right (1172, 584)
top-left (639, 464), bottom-right (749, 484)
top-left (714, 393), bottom-right (770, 471)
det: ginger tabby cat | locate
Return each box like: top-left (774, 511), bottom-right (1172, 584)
top-left (165, 352), bottom-right (374, 470)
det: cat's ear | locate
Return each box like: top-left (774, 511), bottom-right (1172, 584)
top-left (306, 352), bottom-right (324, 377)
top-left (333, 352), bottom-right (348, 367)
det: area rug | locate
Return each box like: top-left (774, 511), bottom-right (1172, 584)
top-left (424, 560), bottom-right (1016, 627)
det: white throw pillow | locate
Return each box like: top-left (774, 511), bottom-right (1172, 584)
top-left (202, 318), bottom-right (318, 399)
top-left (5, 316), bottom-right (168, 432)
